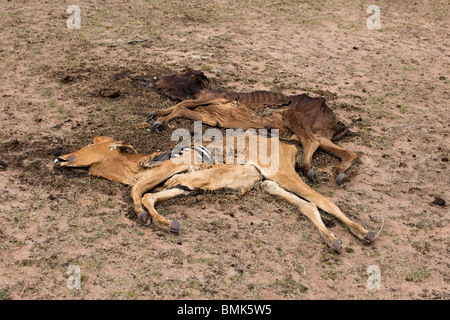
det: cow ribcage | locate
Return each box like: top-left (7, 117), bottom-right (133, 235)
top-left (162, 164), bottom-right (261, 194)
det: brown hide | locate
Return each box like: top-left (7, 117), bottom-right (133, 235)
top-left (155, 68), bottom-right (211, 101)
top-left (55, 135), bottom-right (375, 252)
top-left (155, 70), bottom-right (339, 139)
top-left (282, 94), bottom-right (341, 140)
top-left (55, 137), bottom-right (147, 185)
top-left (152, 69), bottom-right (357, 183)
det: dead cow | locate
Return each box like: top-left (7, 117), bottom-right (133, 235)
top-left (54, 135), bottom-right (375, 253)
top-left (148, 68), bottom-right (357, 184)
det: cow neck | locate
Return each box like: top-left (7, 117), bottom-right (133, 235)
top-left (89, 153), bottom-right (146, 185)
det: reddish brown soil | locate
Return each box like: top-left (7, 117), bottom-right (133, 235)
top-left (0, 0), bottom-right (448, 300)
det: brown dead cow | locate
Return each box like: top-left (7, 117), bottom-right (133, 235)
top-left (148, 68), bottom-right (357, 185)
top-left (54, 134), bottom-right (375, 253)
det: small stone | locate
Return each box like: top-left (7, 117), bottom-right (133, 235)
top-left (431, 197), bottom-right (445, 207)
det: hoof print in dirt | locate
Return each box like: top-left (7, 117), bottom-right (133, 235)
top-left (61, 75), bottom-right (74, 83)
top-left (48, 194), bottom-right (59, 201)
top-left (99, 88), bottom-right (121, 98)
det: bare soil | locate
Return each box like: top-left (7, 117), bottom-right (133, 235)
top-left (0, 0), bottom-right (448, 300)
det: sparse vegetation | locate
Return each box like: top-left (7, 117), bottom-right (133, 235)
top-left (0, 0), bottom-right (447, 300)
top-left (0, 289), bottom-right (12, 300)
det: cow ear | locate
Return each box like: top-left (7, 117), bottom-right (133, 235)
top-left (112, 142), bottom-right (137, 154)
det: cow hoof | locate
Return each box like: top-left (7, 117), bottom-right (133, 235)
top-left (146, 112), bottom-right (157, 124)
top-left (307, 169), bottom-right (316, 182)
top-left (169, 220), bottom-right (180, 234)
top-left (363, 231), bottom-right (375, 244)
top-left (336, 173), bottom-right (347, 185)
top-left (151, 121), bottom-right (164, 133)
top-left (139, 211), bottom-right (152, 226)
top-left (332, 239), bottom-right (343, 253)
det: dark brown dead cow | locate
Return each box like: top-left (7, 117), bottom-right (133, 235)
top-left (54, 134), bottom-right (375, 253)
top-left (149, 68), bottom-right (357, 184)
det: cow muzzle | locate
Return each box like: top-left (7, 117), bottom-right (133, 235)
top-left (53, 155), bottom-right (76, 167)
top-left (54, 157), bottom-right (67, 167)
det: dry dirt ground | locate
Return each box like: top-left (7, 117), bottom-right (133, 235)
top-left (0, 0), bottom-right (448, 300)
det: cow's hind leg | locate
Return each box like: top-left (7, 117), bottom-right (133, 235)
top-left (148, 97), bottom-right (229, 129)
top-left (157, 107), bottom-right (220, 127)
top-left (147, 99), bottom-right (210, 122)
top-left (262, 180), bottom-right (343, 252)
top-left (266, 171), bottom-right (374, 244)
top-left (150, 107), bottom-right (211, 132)
top-left (154, 106), bottom-right (237, 133)
top-left (140, 188), bottom-right (190, 233)
top-left (318, 137), bottom-right (358, 184)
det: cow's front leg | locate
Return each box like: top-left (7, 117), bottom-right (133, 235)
top-left (147, 105), bottom-right (180, 124)
top-left (148, 109), bottom-right (179, 132)
top-left (140, 188), bottom-right (190, 233)
top-left (262, 180), bottom-right (343, 252)
top-left (148, 97), bottom-right (230, 132)
top-left (130, 163), bottom-right (190, 222)
top-left (146, 105), bottom-right (180, 132)
top-left (266, 170), bottom-right (375, 244)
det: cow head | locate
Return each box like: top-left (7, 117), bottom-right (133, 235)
top-left (155, 68), bottom-right (211, 101)
top-left (54, 136), bottom-right (137, 167)
top-left (54, 137), bottom-right (142, 184)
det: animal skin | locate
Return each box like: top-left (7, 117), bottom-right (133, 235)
top-left (148, 68), bottom-right (358, 184)
top-left (54, 135), bottom-right (375, 253)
